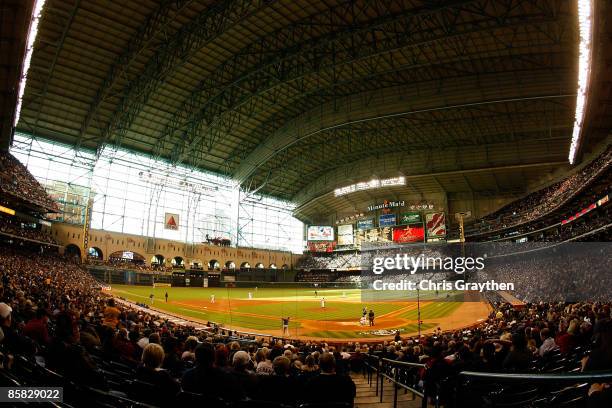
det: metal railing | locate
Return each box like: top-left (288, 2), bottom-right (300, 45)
top-left (363, 354), bottom-right (428, 408)
top-left (459, 370), bottom-right (612, 382)
top-left (362, 354), bottom-right (612, 408)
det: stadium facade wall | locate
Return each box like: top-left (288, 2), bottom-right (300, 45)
top-left (51, 222), bottom-right (300, 269)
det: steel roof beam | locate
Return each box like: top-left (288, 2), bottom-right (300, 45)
top-left (158, 0), bottom-right (477, 161)
top-left (157, 0), bottom-right (565, 168)
top-left (248, 127), bottom-right (569, 199)
top-left (75, 0), bottom-right (194, 150)
top-left (32, 0), bottom-right (81, 129)
top-left (82, 0), bottom-right (274, 159)
top-left (233, 69), bottom-right (575, 183)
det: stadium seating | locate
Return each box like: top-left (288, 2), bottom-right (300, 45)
top-left (2, 240), bottom-right (611, 407)
top-left (467, 147), bottom-right (611, 238)
top-left (1, 148), bottom-right (611, 408)
top-left (0, 152), bottom-right (58, 211)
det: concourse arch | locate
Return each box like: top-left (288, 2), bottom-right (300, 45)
top-left (87, 247), bottom-right (103, 260)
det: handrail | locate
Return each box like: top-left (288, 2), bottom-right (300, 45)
top-left (365, 356), bottom-right (612, 408)
top-left (459, 370), bottom-right (612, 381)
top-left (364, 355), bottom-right (429, 408)
top-left (381, 357), bottom-right (426, 368)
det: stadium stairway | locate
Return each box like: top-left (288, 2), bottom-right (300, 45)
top-left (351, 373), bottom-right (424, 408)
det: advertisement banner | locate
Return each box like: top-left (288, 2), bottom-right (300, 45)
top-left (357, 228), bottom-right (393, 244)
top-left (399, 212), bottom-right (421, 225)
top-left (561, 203), bottom-right (597, 225)
top-left (337, 224), bottom-right (354, 246)
top-left (425, 212), bottom-right (446, 237)
top-left (308, 242), bottom-right (336, 253)
top-left (355, 227), bottom-right (393, 246)
top-left (379, 213), bottom-right (396, 227)
top-left (392, 224), bottom-right (425, 243)
top-left (165, 213), bottom-right (179, 230)
top-left (307, 226), bottom-right (334, 241)
top-left (357, 219), bottom-right (375, 230)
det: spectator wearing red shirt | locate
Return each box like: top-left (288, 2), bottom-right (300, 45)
top-left (23, 308), bottom-right (50, 345)
top-left (556, 319), bottom-right (579, 355)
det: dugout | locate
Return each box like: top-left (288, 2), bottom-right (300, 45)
top-left (171, 271), bottom-right (186, 287)
top-left (207, 271), bottom-right (221, 287)
top-left (188, 270), bottom-right (205, 287)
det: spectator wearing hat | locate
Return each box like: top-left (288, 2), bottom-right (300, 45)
top-left (0, 302), bottom-right (32, 354)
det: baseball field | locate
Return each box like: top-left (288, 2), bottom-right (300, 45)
top-left (110, 284), bottom-right (491, 340)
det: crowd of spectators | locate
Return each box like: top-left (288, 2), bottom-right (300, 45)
top-left (0, 242), bottom-right (610, 406)
top-left (0, 152), bottom-right (58, 211)
top-left (295, 270), bottom-right (338, 282)
top-left (469, 167), bottom-right (611, 242)
top-left (297, 251), bottom-right (361, 271)
top-left (469, 147), bottom-right (611, 236)
top-left (0, 245), bottom-right (358, 407)
top-left (539, 206), bottom-right (610, 242)
top-left (0, 215), bottom-right (57, 244)
top-left (372, 301), bottom-right (612, 407)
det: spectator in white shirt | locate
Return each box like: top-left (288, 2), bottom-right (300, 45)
top-left (538, 328), bottom-right (558, 357)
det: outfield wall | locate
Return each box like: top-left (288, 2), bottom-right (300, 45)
top-left (87, 265), bottom-right (299, 286)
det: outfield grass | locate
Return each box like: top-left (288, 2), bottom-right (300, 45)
top-left (110, 284), bottom-right (462, 338)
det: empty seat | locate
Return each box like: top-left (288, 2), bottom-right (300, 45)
top-left (549, 383), bottom-right (589, 408)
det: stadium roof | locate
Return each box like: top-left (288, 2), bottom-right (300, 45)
top-left (6, 0), bottom-right (611, 220)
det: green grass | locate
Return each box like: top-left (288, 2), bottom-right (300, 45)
top-left (305, 323), bottom-right (438, 339)
top-left (110, 284), bottom-right (463, 338)
top-left (399, 301), bottom-right (462, 319)
top-left (233, 301), bottom-right (402, 321)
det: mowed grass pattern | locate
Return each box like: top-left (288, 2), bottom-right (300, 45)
top-left (399, 301), bottom-right (462, 319)
top-left (110, 285), bottom-right (461, 337)
top-left (233, 301), bottom-right (402, 321)
top-left (306, 323), bottom-right (438, 339)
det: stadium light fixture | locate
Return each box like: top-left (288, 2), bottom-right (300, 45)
top-left (14, 0), bottom-right (47, 127)
top-left (568, 0), bottom-right (594, 164)
top-left (334, 176), bottom-right (406, 197)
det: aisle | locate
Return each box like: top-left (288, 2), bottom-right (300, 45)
top-left (351, 372), bottom-right (424, 408)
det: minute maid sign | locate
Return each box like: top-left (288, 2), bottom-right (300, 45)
top-left (367, 200), bottom-right (405, 212)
